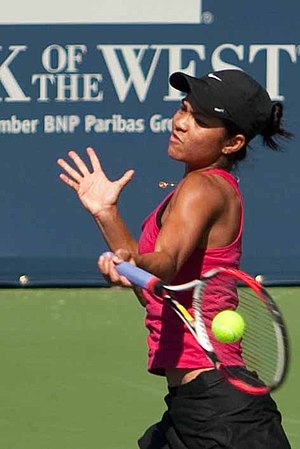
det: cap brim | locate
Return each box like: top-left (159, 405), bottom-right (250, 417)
top-left (169, 72), bottom-right (215, 110)
top-left (169, 72), bottom-right (195, 93)
top-left (169, 72), bottom-right (229, 121)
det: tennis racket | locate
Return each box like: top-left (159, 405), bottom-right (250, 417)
top-left (107, 256), bottom-right (289, 395)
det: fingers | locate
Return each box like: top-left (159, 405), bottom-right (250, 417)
top-left (116, 169), bottom-right (135, 189)
top-left (114, 249), bottom-right (136, 265)
top-left (58, 148), bottom-right (133, 189)
top-left (58, 173), bottom-right (79, 191)
top-left (68, 150), bottom-right (90, 176)
top-left (98, 252), bottom-right (132, 287)
top-left (86, 147), bottom-right (101, 171)
top-left (57, 158), bottom-right (83, 183)
top-left (57, 148), bottom-right (102, 192)
top-left (58, 147), bottom-right (104, 177)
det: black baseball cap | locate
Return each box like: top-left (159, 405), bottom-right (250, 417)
top-left (169, 70), bottom-right (273, 141)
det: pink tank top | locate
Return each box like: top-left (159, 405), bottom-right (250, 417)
top-left (138, 169), bottom-right (244, 375)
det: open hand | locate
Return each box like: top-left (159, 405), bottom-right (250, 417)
top-left (57, 147), bottom-right (134, 217)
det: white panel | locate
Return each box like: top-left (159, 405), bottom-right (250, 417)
top-left (0, 0), bottom-right (202, 24)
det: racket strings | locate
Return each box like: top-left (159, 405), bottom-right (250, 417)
top-left (237, 287), bottom-right (280, 387)
top-left (201, 273), bottom-right (285, 390)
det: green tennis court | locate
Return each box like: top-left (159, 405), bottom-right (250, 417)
top-left (0, 286), bottom-right (298, 449)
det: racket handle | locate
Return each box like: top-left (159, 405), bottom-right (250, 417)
top-left (116, 260), bottom-right (164, 295)
top-left (100, 252), bottom-right (165, 295)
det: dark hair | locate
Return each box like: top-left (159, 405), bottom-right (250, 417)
top-left (261, 102), bottom-right (293, 149)
top-left (224, 102), bottom-right (293, 166)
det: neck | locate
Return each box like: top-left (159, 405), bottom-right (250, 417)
top-left (184, 161), bottom-right (231, 176)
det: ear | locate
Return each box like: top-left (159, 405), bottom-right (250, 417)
top-left (222, 134), bottom-right (246, 155)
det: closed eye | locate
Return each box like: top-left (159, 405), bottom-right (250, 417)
top-left (194, 115), bottom-right (210, 127)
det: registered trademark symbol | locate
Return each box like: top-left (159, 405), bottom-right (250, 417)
top-left (201, 11), bottom-right (214, 24)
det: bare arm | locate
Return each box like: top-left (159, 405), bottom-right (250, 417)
top-left (57, 147), bottom-right (146, 305)
top-left (132, 173), bottom-right (223, 281)
top-left (99, 172), bottom-right (225, 285)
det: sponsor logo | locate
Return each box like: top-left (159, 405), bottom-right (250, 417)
top-left (0, 43), bottom-right (298, 106)
top-left (214, 107), bottom-right (225, 113)
top-left (208, 73), bottom-right (223, 82)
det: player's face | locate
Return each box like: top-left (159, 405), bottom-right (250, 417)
top-left (168, 97), bottom-right (229, 171)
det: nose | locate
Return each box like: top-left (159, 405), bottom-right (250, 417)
top-left (173, 110), bottom-right (189, 131)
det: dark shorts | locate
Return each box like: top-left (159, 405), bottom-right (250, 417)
top-left (138, 370), bottom-right (291, 449)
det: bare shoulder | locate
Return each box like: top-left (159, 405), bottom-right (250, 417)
top-left (172, 170), bottom-right (227, 207)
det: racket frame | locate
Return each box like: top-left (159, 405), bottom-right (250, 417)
top-left (110, 257), bottom-right (289, 395)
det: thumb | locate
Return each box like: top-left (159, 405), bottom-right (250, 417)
top-left (114, 249), bottom-right (137, 269)
top-left (113, 248), bottom-right (133, 263)
top-left (117, 169), bottom-right (135, 189)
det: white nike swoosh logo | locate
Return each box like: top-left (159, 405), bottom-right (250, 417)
top-left (208, 73), bottom-right (222, 82)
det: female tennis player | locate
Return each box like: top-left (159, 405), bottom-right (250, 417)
top-left (57, 69), bottom-right (292, 448)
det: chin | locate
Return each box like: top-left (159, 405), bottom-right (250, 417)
top-left (168, 145), bottom-right (181, 161)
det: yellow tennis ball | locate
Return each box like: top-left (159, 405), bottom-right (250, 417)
top-left (211, 310), bottom-right (245, 343)
top-left (255, 274), bottom-right (264, 284)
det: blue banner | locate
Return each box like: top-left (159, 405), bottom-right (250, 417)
top-left (0, 1), bottom-right (299, 285)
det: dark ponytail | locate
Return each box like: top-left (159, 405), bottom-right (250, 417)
top-left (261, 102), bottom-right (293, 150)
top-left (222, 102), bottom-right (293, 169)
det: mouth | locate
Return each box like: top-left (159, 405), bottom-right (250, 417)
top-left (169, 132), bottom-right (181, 143)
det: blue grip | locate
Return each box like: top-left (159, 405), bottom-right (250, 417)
top-left (115, 260), bottom-right (155, 290)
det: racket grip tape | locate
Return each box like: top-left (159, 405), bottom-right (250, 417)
top-left (115, 260), bottom-right (164, 295)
